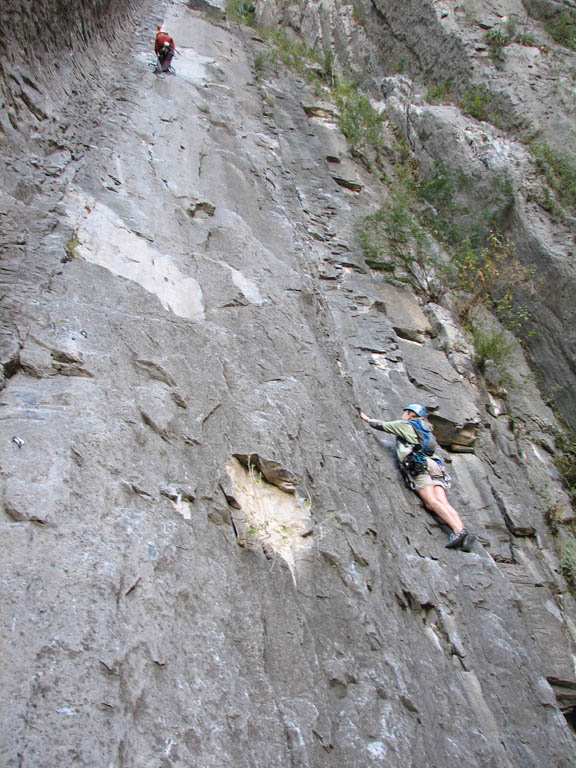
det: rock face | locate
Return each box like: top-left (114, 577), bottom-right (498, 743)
top-left (257, 0), bottom-right (576, 433)
top-left (258, 0), bottom-right (472, 90)
top-left (1, 0), bottom-right (576, 766)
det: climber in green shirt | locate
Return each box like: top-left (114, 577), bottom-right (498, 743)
top-left (360, 404), bottom-right (475, 551)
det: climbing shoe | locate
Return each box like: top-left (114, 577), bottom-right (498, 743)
top-left (445, 528), bottom-right (469, 549)
top-left (460, 530), bottom-right (476, 552)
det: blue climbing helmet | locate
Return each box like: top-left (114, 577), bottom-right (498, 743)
top-left (404, 403), bottom-right (427, 419)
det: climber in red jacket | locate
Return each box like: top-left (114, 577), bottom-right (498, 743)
top-left (155, 27), bottom-right (176, 73)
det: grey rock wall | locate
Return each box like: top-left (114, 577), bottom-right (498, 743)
top-left (1, 0), bottom-right (576, 766)
top-left (382, 81), bottom-right (576, 431)
top-left (0, 0), bottom-right (138, 63)
top-left (258, 0), bottom-right (576, 433)
top-left (257, 0), bottom-right (471, 89)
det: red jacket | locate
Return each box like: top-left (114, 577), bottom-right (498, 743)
top-left (155, 32), bottom-right (175, 54)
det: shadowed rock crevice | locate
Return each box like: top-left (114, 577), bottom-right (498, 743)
top-left (233, 453), bottom-right (298, 492)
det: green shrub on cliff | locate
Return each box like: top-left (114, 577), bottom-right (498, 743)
top-left (545, 10), bottom-right (576, 50)
top-left (450, 233), bottom-right (535, 329)
top-left (460, 85), bottom-right (523, 132)
top-left (253, 49), bottom-right (277, 78)
top-left (226, 0), bottom-right (256, 25)
top-left (360, 156), bottom-right (521, 312)
top-left (555, 429), bottom-right (576, 503)
top-left (541, 425), bottom-right (576, 591)
top-left (471, 326), bottom-right (514, 372)
top-left (485, 28), bottom-right (513, 61)
top-left (417, 162), bottom-right (514, 248)
top-left (360, 172), bottom-right (534, 331)
top-left (530, 140), bottom-right (576, 214)
top-left (268, 30), bottom-right (317, 75)
top-left (333, 81), bottom-right (385, 168)
top-left (541, 425), bottom-right (576, 592)
top-left (359, 168), bottom-right (445, 300)
top-left (250, 27), bottom-right (334, 85)
top-left (360, 202), bottom-right (439, 299)
top-left (561, 537), bottom-right (576, 593)
top-left (484, 24), bottom-right (538, 61)
top-left (425, 82), bottom-right (453, 104)
top-left (64, 232), bottom-right (81, 262)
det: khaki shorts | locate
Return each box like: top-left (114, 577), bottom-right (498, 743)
top-left (412, 458), bottom-right (446, 491)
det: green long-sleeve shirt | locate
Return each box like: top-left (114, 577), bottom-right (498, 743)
top-left (367, 418), bottom-right (441, 463)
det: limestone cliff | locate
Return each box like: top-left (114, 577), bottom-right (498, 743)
top-left (1, 0), bottom-right (576, 766)
top-left (258, 0), bottom-right (576, 433)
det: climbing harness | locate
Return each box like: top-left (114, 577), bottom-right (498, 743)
top-left (396, 418), bottom-right (450, 490)
top-left (149, 58), bottom-right (175, 75)
top-left (156, 46), bottom-right (174, 73)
